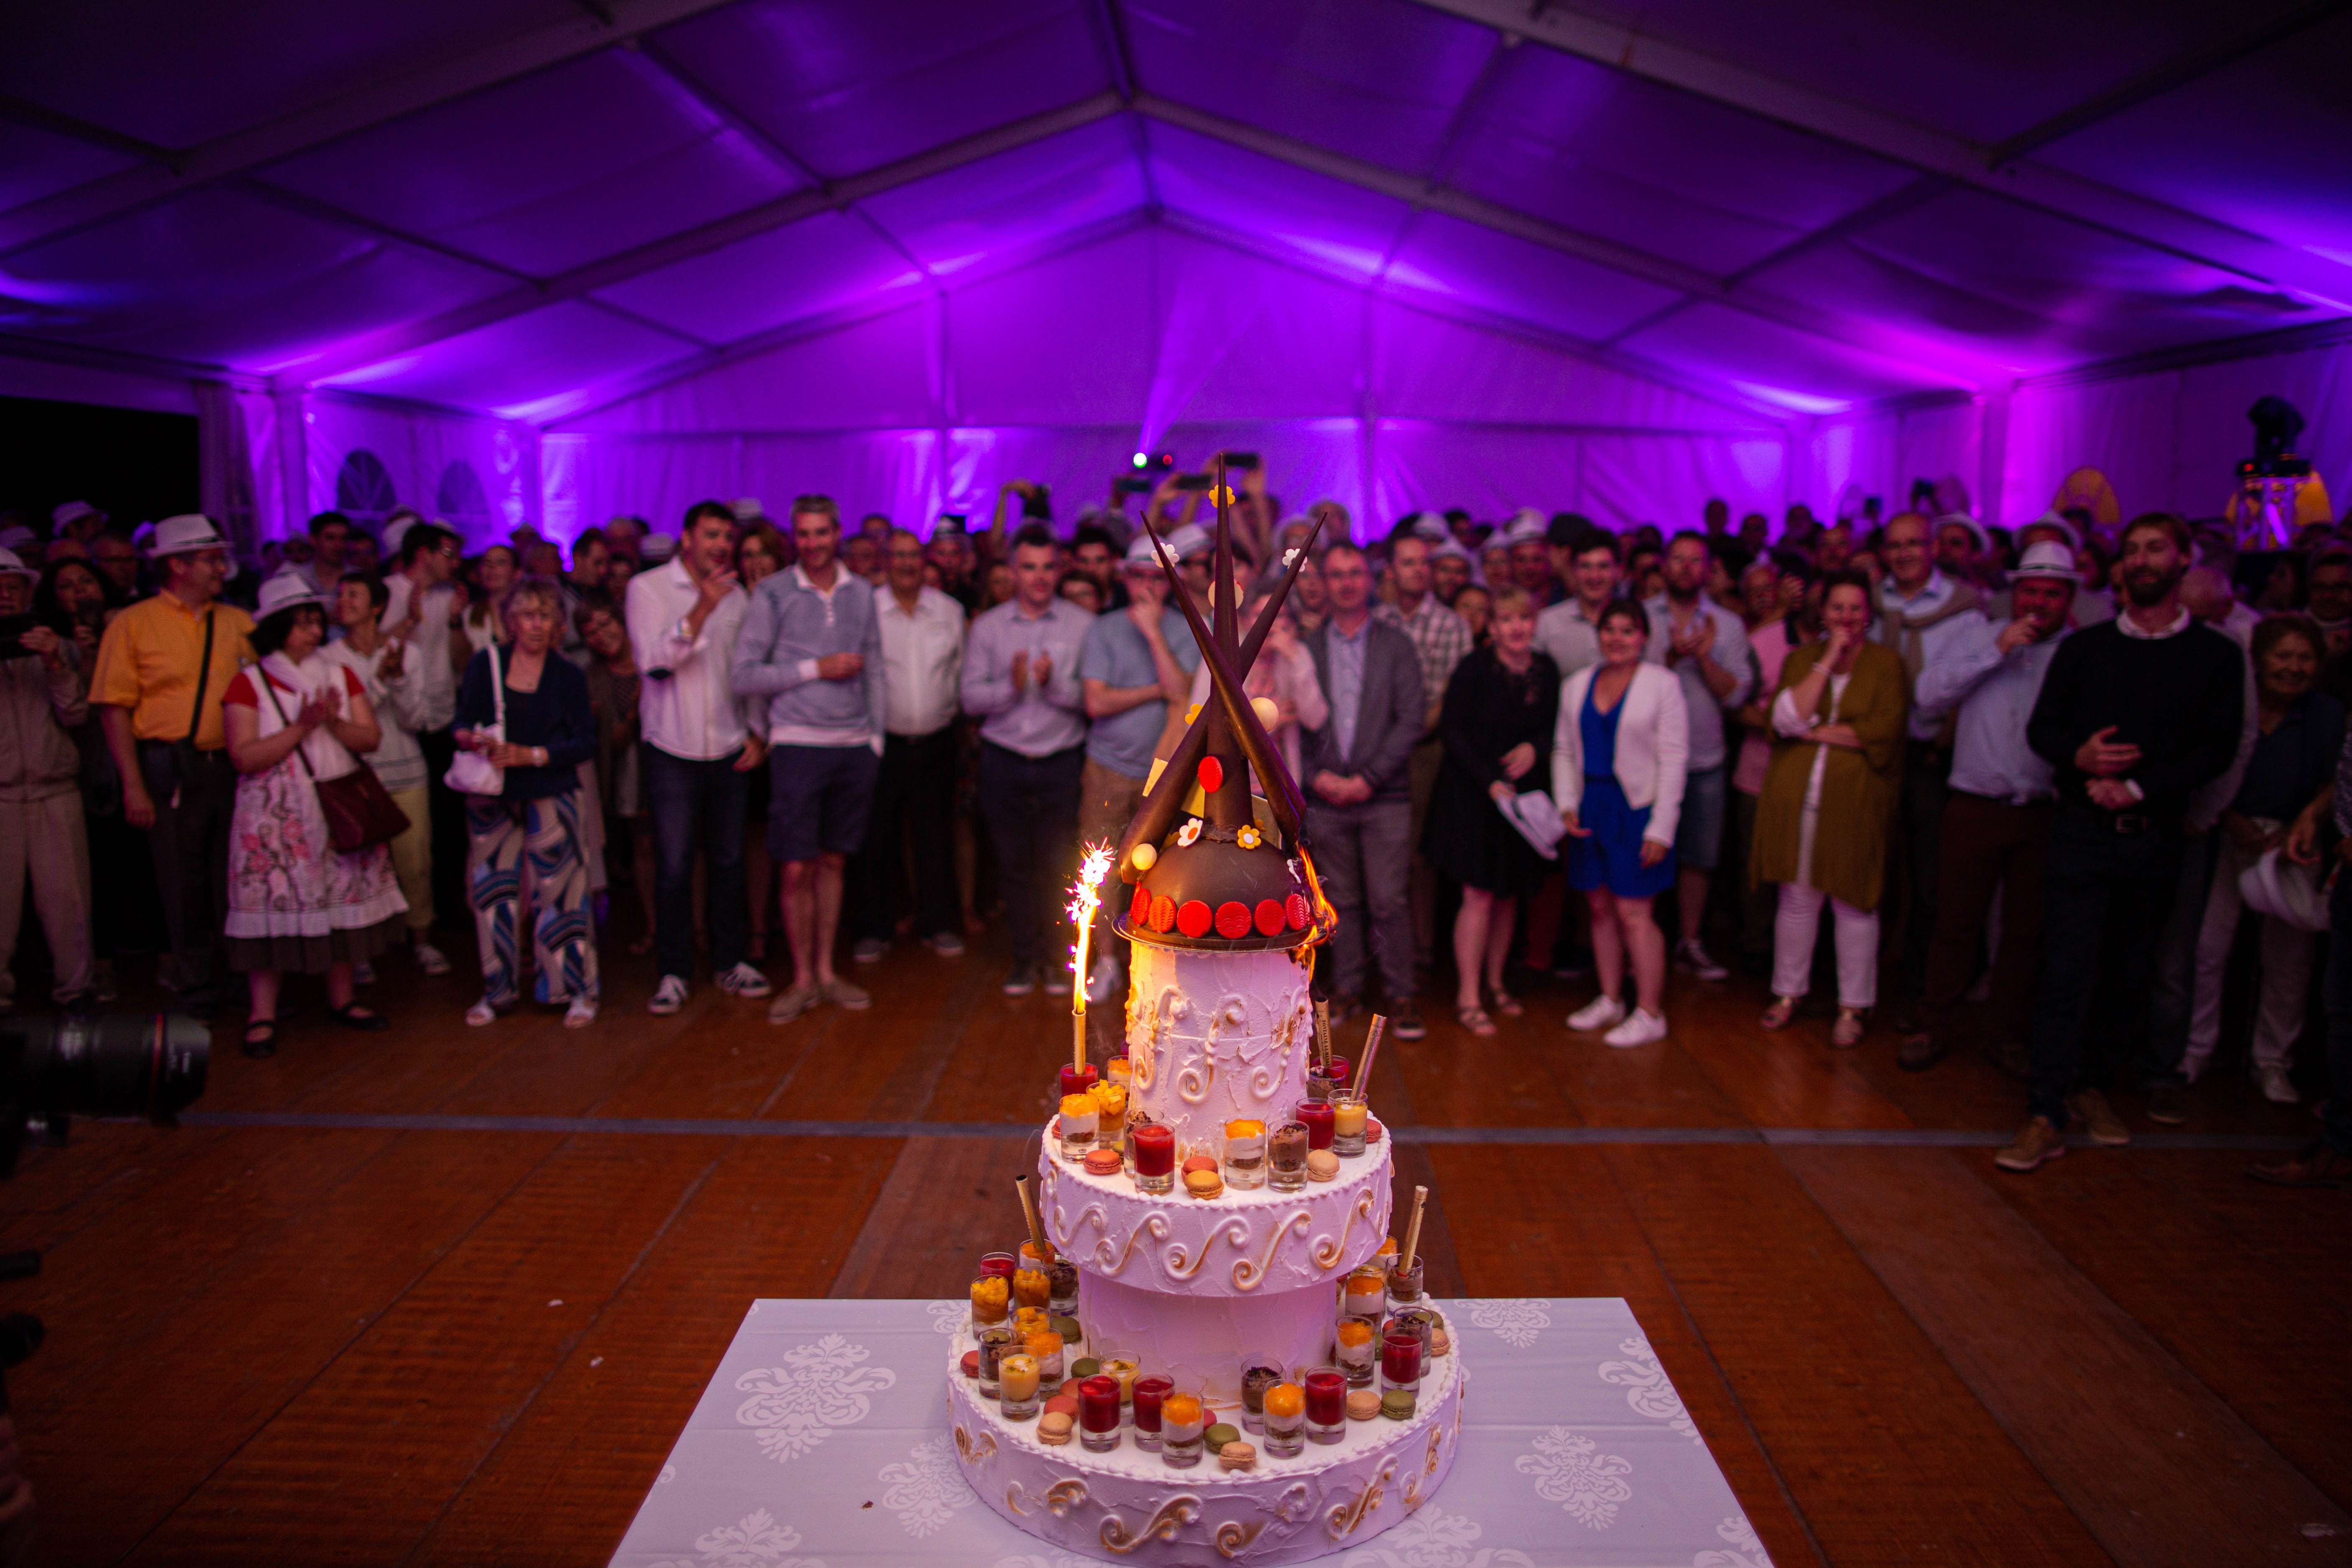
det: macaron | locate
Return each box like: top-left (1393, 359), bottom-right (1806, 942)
top-left (1204, 1422), bottom-right (1241, 1451)
top-left (1039, 1411), bottom-right (1075, 1444)
top-left (1379, 1389), bottom-right (1415, 1420)
top-left (1050, 1315), bottom-right (1083, 1344)
top-left (1185, 1168), bottom-right (1223, 1198)
top-left (1182, 1154), bottom-right (1218, 1175)
top-left (1367, 1118), bottom-right (1384, 1143)
top-left (1305, 1150), bottom-right (1340, 1182)
top-left (1218, 1440), bottom-right (1258, 1471)
top-left (1083, 1147), bottom-right (1123, 1176)
top-left (1068, 1357), bottom-right (1102, 1380)
top-left (960, 1350), bottom-right (979, 1378)
top-left (1346, 1389), bottom-right (1381, 1421)
top-left (1431, 1328), bottom-right (1451, 1357)
top-left (1043, 1394), bottom-right (1080, 1420)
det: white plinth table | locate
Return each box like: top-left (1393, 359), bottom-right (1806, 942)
top-left (609, 1297), bottom-right (1773, 1567)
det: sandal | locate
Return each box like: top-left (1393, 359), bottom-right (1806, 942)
top-left (1491, 991), bottom-right (1524, 1019)
top-left (465, 999), bottom-right (501, 1027)
top-left (329, 1003), bottom-right (392, 1033)
top-left (1758, 995), bottom-right (1799, 1031)
top-left (241, 1019), bottom-right (278, 1059)
top-left (1831, 1008), bottom-right (1866, 1049)
top-left (1456, 1005), bottom-right (1497, 1038)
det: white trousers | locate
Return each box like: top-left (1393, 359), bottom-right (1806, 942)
top-left (0, 790), bottom-right (94, 1006)
top-left (2184, 824), bottom-right (2314, 1078)
top-left (1771, 803), bottom-right (1879, 1008)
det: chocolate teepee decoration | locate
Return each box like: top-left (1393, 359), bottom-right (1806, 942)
top-left (1111, 460), bottom-right (1331, 952)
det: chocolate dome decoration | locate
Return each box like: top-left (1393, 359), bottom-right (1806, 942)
top-left (1111, 463), bottom-right (1335, 953)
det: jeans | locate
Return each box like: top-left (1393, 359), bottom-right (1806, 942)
top-left (138, 742), bottom-right (235, 999)
top-left (1921, 792), bottom-right (2052, 1050)
top-left (644, 743), bottom-right (750, 981)
top-left (1304, 798), bottom-right (1415, 1003)
top-left (977, 742), bottom-right (1084, 968)
top-left (2145, 830), bottom-right (2220, 1087)
top-left (2026, 808), bottom-right (2187, 1125)
top-left (852, 728), bottom-right (961, 943)
top-left (2321, 873), bottom-right (2352, 1158)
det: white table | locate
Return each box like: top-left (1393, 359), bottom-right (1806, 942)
top-left (610, 1297), bottom-right (1772, 1567)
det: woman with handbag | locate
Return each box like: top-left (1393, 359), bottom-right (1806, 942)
top-left (222, 575), bottom-right (409, 1056)
top-left (453, 578), bottom-right (599, 1028)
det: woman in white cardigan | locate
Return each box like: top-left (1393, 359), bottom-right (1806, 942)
top-left (1552, 599), bottom-right (1689, 1047)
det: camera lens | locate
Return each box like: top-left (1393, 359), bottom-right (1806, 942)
top-left (1, 1013), bottom-right (210, 1175)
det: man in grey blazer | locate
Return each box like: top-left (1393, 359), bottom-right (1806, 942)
top-left (1301, 541), bottom-right (1427, 1039)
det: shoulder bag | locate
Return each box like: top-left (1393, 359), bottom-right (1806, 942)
top-left (260, 664), bottom-right (410, 852)
top-left (444, 637), bottom-right (507, 797)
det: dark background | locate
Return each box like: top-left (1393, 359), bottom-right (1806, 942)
top-left (0, 394), bottom-right (200, 535)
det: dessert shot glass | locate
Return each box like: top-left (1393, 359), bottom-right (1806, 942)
top-left (1047, 1256), bottom-right (1081, 1317)
top-left (1268, 1121), bottom-right (1310, 1190)
top-left (1131, 1122), bottom-right (1176, 1195)
top-left (1303, 1366), bottom-right (1348, 1444)
top-left (1222, 1119), bottom-right (1267, 1189)
top-left (1132, 1375), bottom-right (1172, 1452)
top-left (1380, 1333), bottom-right (1422, 1409)
top-left (1334, 1318), bottom-right (1378, 1387)
top-left (998, 1352), bottom-right (1042, 1421)
top-left (1160, 1391), bottom-right (1206, 1468)
top-left (1059, 1062), bottom-right (1098, 1101)
top-left (969, 1269), bottom-right (1010, 1329)
top-left (1098, 1354), bottom-right (1140, 1422)
top-left (1024, 1330), bottom-right (1065, 1392)
top-left (1342, 1264), bottom-right (1387, 1322)
top-left (1296, 1099), bottom-right (1335, 1151)
top-left (976, 1326), bottom-right (1014, 1399)
top-left (1262, 1381), bottom-right (1307, 1458)
top-left (1385, 1253), bottom-right (1425, 1314)
top-left (978, 1250), bottom-right (1018, 1280)
top-left (1331, 1098), bottom-right (1368, 1157)
top-left (1079, 1375), bottom-right (1123, 1453)
top-left (1238, 1354), bottom-right (1284, 1433)
top-left (1057, 1094), bottom-right (1099, 1160)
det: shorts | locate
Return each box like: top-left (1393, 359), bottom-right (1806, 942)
top-left (1675, 765), bottom-right (1728, 871)
top-left (768, 743), bottom-right (881, 862)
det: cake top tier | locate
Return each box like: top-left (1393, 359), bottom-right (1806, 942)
top-left (1125, 943), bottom-right (1313, 1163)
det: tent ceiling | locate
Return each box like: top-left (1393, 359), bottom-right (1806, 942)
top-left (3, 0), bottom-right (2346, 424)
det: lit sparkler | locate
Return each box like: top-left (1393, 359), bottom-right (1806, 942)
top-left (1066, 840), bottom-right (1116, 1074)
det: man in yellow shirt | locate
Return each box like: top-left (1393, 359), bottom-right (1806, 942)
top-left (90, 515), bottom-right (254, 1013)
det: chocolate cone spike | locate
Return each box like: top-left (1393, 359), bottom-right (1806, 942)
top-left (1115, 509), bottom-right (1326, 879)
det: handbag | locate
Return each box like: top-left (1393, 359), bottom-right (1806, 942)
top-left (444, 637), bottom-right (506, 796)
top-left (260, 660), bottom-right (410, 852)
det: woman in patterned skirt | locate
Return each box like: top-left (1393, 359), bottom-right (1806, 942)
top-left (223, 574), bottom-right (407, 1057)
top-left (453, 579), bottom-right (600, 1028)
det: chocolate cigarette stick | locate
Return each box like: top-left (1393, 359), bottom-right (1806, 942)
top-left (1400, 1184), bottom-right (1428, 1273)
top-left (1015, 1172), bottom-right (1051, 1262)
top-left (1353, 1015), bottom-right (1386, 1104)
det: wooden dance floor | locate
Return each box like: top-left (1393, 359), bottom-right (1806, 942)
top-left (7, 936), bottom-right (2347, 1566)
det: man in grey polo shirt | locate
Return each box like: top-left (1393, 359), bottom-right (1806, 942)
top-left (1644, 529), bottom-right (1753, 982)
top-left (1077, 534), bottom-right (1200, 1000)
top-left (732, 495), bottom-right (887, 1024)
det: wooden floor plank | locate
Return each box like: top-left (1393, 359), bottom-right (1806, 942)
top-left (828, 1133), bottom-right (1040, 1300)
top-left (1603, 1142), bottom-right (2114, 1568)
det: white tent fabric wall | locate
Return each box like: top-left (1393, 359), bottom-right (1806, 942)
top-left (300, 396), bottom-right (542, 548)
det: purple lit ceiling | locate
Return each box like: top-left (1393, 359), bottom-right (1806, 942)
top-left (2, 0), bottom-right (2345, 429)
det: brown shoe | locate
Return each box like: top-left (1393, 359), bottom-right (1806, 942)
top-left (1995, 1115), bottom-right (2067, 1173)
top-left (2066, 1089), bottom-right (2130, 1146)
top-left (2144, 1080), bottom-right (2188, 1125)
top-left (1897, 1031), bottom-right (1948, 1072)
top-left (2246, 1143), bottom-right (2352, 1189)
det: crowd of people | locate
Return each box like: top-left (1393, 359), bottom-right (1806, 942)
top-left (3, 470), bottom-right (2348, 1189)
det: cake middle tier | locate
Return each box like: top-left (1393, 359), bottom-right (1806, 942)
top-left (1124, 941), bottom-right (1315, 1163)
top-left (1039, 1131), bottom-right (1392, 1298)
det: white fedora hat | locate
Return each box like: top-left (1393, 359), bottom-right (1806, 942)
top-left (2240, 849), bottom-right (2330, 934)
top-left (146, 514), bottom-right (239, 580)
top-left (254, 571), bottom-right (326, 622)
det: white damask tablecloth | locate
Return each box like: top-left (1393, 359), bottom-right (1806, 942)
top-left (609, 1298), bottom-right (1772, 1568)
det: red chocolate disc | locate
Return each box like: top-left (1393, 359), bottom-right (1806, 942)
top-left (1254, 898), bottom-right (1286, 936)
top-left (1285, 893), bottom-right (1311, 930)
top-left (1149, 894), bottom-right (1177, 932)
top-left (1196, 755), bottom-right (1224, 794)
top-left (1129, 883), bottom-right (1153, 926)
top-left (1214, 901), bottom-right (1252, 939)
top-left (1176, 899), bottom-right (1213, 938)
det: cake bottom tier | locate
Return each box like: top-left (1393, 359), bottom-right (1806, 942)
top-left (1078, 1271), bottom-right (1344, 1409)
top-left (946, 1327), bottom-right (1463, 1566)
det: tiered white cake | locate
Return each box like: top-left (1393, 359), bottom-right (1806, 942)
top-left (945, 943), bottom-right (1462, 1564)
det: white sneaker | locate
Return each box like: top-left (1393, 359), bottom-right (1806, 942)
top-left (716, 962), bottom-right (773, 999)
top-left (1566, 995), bottom-right (1625, 1032)
top-left (412, 942), bottom-right (452, 976)
top-left (565, 996), bottom-right (599, 1028)
top-left (1674, 939), bottom-right (1728, 982)
top-left (2255, 1063), bottom-right (2299, 1104)
top-left (1603, 1008), bottom-right (1669, 1048)
top-left (1085, 952), bottom-right (1123, 1006)
top-left (851, 937), bottom-right (887, 964)
top-left (927, 930), bottom-right (967, 957)
top-left (648, 975), bottom-right (689, 1015)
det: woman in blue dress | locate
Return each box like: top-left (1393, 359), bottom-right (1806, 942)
top-left (1550, 600), bottom-right (1690, 1047)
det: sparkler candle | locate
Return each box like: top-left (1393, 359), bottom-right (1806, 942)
top-left (1065, 841), bottom-right (1115, 1074)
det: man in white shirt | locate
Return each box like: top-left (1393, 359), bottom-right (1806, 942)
top-left (628, 499), bottom-right (773, 1015)
top-left (849, 528), bottom-right (968, 963)
top-left (385, 522), bottom-right (468, 927)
